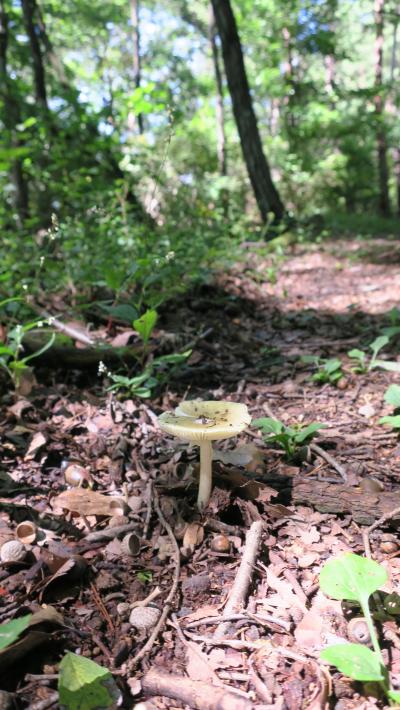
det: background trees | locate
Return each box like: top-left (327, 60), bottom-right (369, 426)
top-left (0, 0), bottom-right (399, 276)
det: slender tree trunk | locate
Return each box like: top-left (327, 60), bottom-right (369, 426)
top-left (130, 0), bottom-right (143, 134)
top-left (374, 0), bottom-right (391, 216)
top-left (21, 0), bottom-right (48, 109)
top-left (390, 18), bottom-right (400, 216)
top-left (0, 0), bottom-right (29, 225)
top-left (209, 3), bottom-right (227, 177)
top-left (210, 0), bottom-right (285, 225)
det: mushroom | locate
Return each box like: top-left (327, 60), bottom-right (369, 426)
top-left (158, 400), bottom-right (251, 509)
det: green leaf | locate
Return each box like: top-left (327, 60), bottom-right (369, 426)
top-left (324, 358), bottom-right (342, 374)
top-left (320, 553), bottom-right (388, 605)
top-left (0, 614), bottom-right (32, 651)
top-left (252, 417), bottom-right (284, 435)
top-left (384, 384), bottom-right (400, 408)
top-left (369, 335), bottom-right (389, 360)
top-left (321, 643), bottom-right (384, 682)
top-left (372, 360), bottom-right (400, 372)
top-left (133, 309), bottom-right (158, 345)
top-left (379, 415), bottom-right (400, 429)
top-left (58, 652), bottom-right (117, 710)
top-left (388, 689), bottom-right (400, 704)
top-left (295, 422), bottom-right (326, 443)
top-left (105, 304), bottom-right (138, 323)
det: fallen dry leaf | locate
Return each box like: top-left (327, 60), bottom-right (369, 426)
top-left (52, 488), bottom-right (118, 517)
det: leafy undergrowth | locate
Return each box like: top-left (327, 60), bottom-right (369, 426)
top-left (2, 238), bottom-right (400, 709)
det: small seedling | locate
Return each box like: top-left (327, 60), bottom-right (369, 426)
top-left (105, 350), bottom-right (191, 399)
top-left (348, 335), bottom-right (400, 374)
top-left (379, 384), bottom-right (400, 430)
top-left (0, 312), bottom-right (55, 388)
top-left (253, 416), bottom-right (326, 460)
top-left (320, 553), bottom-right (400, 705)
top-left (301, 355), bottom-right (344, 385)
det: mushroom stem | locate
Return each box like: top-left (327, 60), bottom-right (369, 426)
top-left (198, 440), bottom-right (213, 509)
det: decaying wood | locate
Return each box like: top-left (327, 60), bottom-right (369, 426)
top-left (141, 670), bottom-right (253, 710)
top-left (291, 478), bottom-right (400, 526)
top-left (23, 332), bottom-right (142, 369)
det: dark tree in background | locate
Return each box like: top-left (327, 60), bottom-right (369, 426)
top-left (210, 0), bottom-right (285, 225)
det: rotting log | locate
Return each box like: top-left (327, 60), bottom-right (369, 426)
top-left (291, 478), bottom-right (400, 526)
top-left (22, 331), bottom-right (143, 369)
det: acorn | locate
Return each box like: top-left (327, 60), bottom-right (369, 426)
top-left (360, 477), bottom-right (384, 494)
top-left (0, 540), bottom-right (28, 563)
top-left (211, 534), bottom-right (230, 553)
top-left (129, 606), bottom-right (160, 632)
top-left (380, 540), bottom-right (398, 554)
top-left (109, 498), bottom-right (129, 517)
top-left (16, 521), bottom-right (37, 545)
top-left (63, 463), bottom-right (93, 488)
top-left (347, 617), bottom-right (370, 645)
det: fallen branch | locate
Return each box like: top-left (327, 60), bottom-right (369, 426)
top-left (81, 522), bottom-right (139, 545)
top-left (141, 670), bottom-right (252, 710)
top-left (214, 520), bottom-right (263, 639)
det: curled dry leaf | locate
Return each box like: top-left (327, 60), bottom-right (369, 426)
top-left (24, 431), bottom-right (47, 460)
top-left (183, 523), bottom-right (204, 550)
top-left (52, 488), bottom-right (120, 517)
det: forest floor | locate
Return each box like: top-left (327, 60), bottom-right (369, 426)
top-left (2, 236), bottom-right (400, 709)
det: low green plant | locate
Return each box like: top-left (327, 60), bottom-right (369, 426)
top-left (379, 384), bottom-right (400, 430)
top-left (301, 355), bottom-right (344, 385)
top-left (253, 416), bottom-right (326, 460)
top-left (348, 336), bottom-right (400, 374)
top-left (105, 350), bottom-right (191, 399)
top-left (320, 553), bottom-right (400, 705)
top-left (0, 311), bottom-right (55, 387)
top-left (58, 652), bottom-right (119, 710)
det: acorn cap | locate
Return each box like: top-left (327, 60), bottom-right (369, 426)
top-left (158, 400), bottom-right (251, 443)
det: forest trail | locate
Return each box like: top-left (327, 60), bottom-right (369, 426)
top-left (1, 237), bottom-right (400, 709)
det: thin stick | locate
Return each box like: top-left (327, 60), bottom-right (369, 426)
top-left (214, 520), bottom-right (263, 639)
top-left (310, 442), bottom-right (348, 482)
top-left (82, 522), bottom-right (139, 544)
top-left (141, 670), bottom-right (252, 710)
top-left (128, 486), bottom-right (180, 669)
top-left (182, 612), bottom-right (290, 632)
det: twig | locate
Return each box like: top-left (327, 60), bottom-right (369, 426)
top-left (28, 694), bottom-right (59, 710)
top-left (185, 634), bottom-right (314, 662)
top-left (249, 662), bottom-right (272, 704)
top-left (82, 521), bottom-right (139, 545)
top-left (141, 670), bottom-right (252, 710)
top-left (310, 442), bottom-right (348, 482)
top-left (143, 479), bottom-right (153, 539)
top-left (363, 506), bottom-right (400, 559)
top-left (90, 583), bottom-right (115, 634)
top-left (37, 310), bottom-right (95, 346)
top-left (182, 612), bottom-right (290, 632)
top-left (131, 586), bottom-right (162, 609)
top-left (128, 486), bottom-right (180, 668)
top-left (214, 520), bottom-right (263, 639)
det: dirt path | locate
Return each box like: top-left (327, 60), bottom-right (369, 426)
top-left (1, 238), bottom-right (400, 709)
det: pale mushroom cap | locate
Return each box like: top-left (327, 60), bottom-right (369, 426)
top-left (158, 400), bottom-right (251, 442)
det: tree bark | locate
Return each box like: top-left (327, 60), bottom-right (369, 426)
top-left (210, 0), bottom-right (285, 225)
top-left (374, 0), bottom-right (391, 216)
top-left (0, 0), bottom-right (29, 225)
top-left (21, 0), bottom-right (48, 108)
top-left (130, 0), bottom-right (143, 134)
top-left (209, 3), bottom-right (227, 177)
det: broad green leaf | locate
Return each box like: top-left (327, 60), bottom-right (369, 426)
top-left (0, 614), bottom-right (32, 651)
top-left (384, 384), bottom-right (400, 408)
top-left (373, 360), bottom-right (400, 372)
top-left (321, 644), bottom-right (384, 682)
top-left (324, 358), bottom-right (342, 374)
top-left (133, 309), bottom-right (158, 345)
top-left (252, 417), bottom-right (283, 435)
top-left (379, 415), bottom-right (400, 429)
top-left (58, 652), bottom-right (118, 710)
top-left (105, 304), bottom-right (138, 323)
top-left (369, 335), bottom-right (389, 360)
top-left (295, 422), bottom-right (326, 443)
top-left (347, 348), bottom-right (365, 360)
top-left (388, 690), bottom-right (400, 704)
top-left (319, 553), bottom-right (387, 604)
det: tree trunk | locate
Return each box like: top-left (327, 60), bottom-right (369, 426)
top-left (0, 0), bottom-right (29, 225)
top-left (130, 0), bottom-right (143, 134)
top-left (390, 18), bottom-right (400, 216)
top-left (374, 0), bottom-right (391, 216)
top-left (21, 0), bottom-right (48, 108)
top-left (209, 3), bottom-right (227, 177)
top-left (210, 0), bottom-right (285, 225)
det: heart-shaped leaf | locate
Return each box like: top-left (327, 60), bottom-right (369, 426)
top-left (321, 643), bottom-right (384, 681)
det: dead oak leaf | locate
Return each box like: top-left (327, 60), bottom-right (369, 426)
top-left (52, 488), bottom-right (117, 517)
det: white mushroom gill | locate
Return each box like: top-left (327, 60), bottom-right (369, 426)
top-left (158, 400), bottom-right (251, 509)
